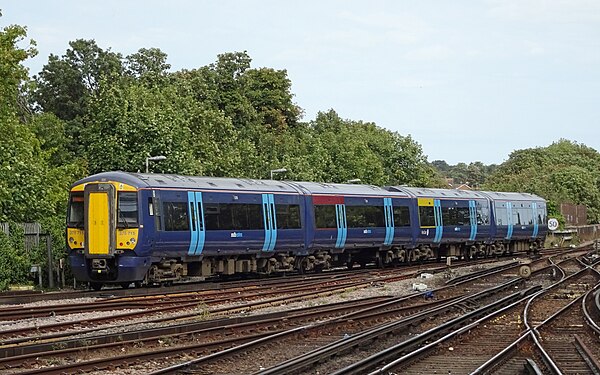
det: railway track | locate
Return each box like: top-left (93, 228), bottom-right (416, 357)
top-left (0, 259), bottom-right (528, 374)
top-left (367, 258), bottom-right (600, 375)
top-left (143, 255), bottom-right (596, 375)
top-left (0, 245), bottom-right (595, 374)
top-left (1, 246), bottom-right (579, 306)
top-left (0, 268), bottom-right (419, 343)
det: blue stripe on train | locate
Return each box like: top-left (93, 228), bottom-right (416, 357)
top-left (187, 191), bottom-right (206, 255)
top-left (335, 203), bottom-right (347, 248)
top-left (434, 199), bottom-right (442, 243)
top-left (506, 202), bottom-right (513, 240)
top-left (532, 202), bottom-right (539, 238)
top-left (268, 194), bottom-right (277, 251)
top-left (187, 192), bottom-right (198, 255)
top-left (195, 192), bottom-right (205, 255)
top-left (384, 198), bottom-right (394, 246)
top-left (262, 194), bottom-right (272, 251)
top-left (469, 200), bottom-right (477, 241)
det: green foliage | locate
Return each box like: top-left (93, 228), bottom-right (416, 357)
top-left (0, 14), bottom-right (483, 289)
top-left (84, 79), bottom-right (196, 173)
top-left (0, 17), bottom-right (85, 289)
top-left (34, 39), bottom-right (123, 121)
top-left (0, 22), bottom-right (36, 118)
top-left (0, 226), bottom-right (30, 290)
top-left (431, 160), bottom-right (498, 188)
top-left (125, 47), bottom-right (170, 84)
top-left (484, 139), bottom-right (600, 223)
top-left (176, 51), bottom-right (302, 131)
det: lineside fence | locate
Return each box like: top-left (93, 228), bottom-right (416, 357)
top-left (1, 222), bottom-right (64, 289)
top-left (546, 224), bottom-right (600, 247)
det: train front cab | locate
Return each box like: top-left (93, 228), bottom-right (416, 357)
top-left (67, 181), bottom-right (147, 289)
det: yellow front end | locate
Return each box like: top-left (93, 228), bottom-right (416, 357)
top-left (88, 191), bottom-right (111, 255)
top-left (67, 181), bottom-right (140, 255)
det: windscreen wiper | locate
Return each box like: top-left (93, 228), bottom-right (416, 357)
top-left (117, 207), bottom-right (129, 228)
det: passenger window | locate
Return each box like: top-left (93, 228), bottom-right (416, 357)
top-left (276, 204), bottom-right (302, 229)
top-left (345, 205), bottom-right (385, 228)
top-left (67, 192), bottom-right (84, 228)
top-left (117, 192), bottom-right (139, 228)
top-left (203, 203), bottom-right (264, 230)
top-left (419, 206), bottom-right (435, 227)
top-left (315, 205), bottom-right (337, 228)
top-left (163, 202), bottom-right (189, 231)
top-left (393, 206), bottom-right (411, 227)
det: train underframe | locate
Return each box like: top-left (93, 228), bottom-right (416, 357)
top-left (122, 237), bottom-right (544, 287)
top-left (78, 237), bottom-right (544, 289)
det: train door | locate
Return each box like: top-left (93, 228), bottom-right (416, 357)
top-left (506, 202), bottom-right (514, 240)
top-left (187, 191), bottom-right (206, 256)
top-left (390, 198), bottom-right (413, 247)
top-left (383, 198), bottom-right (394, 246)
top-left (153, 190), bottom-right (191, 255)
top-left (468, 200), bottom-right (478, 241)
top-left (344, 197), bottom-right (386, 248)
top-left (312, 195), bottom-right (346, 250)
top-left (531, 202), bottom-right (539, 238)
top-left (273, 194), bottom-right (304, 251)
top-left (417, 198), bottom-right (442, 244)
top-left (84, 183), bottom-right (116, 258)
top-left (261, 193), bottom-right (277, 251)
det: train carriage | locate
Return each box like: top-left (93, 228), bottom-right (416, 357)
top-left (386, 186), bottom-right (492, 260)
top-left (67, 171), bottom-right (549, 290)
top-left (480, 191), bottom-right (548, 254)
top-left (288, 181), bottom-right (416, 268)
top-left (68, 172), bottom-right (311, 288)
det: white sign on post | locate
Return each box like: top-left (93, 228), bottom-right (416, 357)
top-left (547, 218), bottom-right (559, 231)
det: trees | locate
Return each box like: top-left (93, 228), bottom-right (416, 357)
top-left (0, 20), bottom-right (43, 222)
top-left (307, 110), bottom-right (440, 186)
top-left (34, 39), bottom-right (123, 121)
top-left (430, 160), bottom-right (497, 188)
top-left (484, 140), bottom-right (600, 223)
top-left (0, 18), bottom-right (87, 289)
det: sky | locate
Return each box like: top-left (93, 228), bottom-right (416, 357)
top-left (2, 1), bottom-right (599, 165)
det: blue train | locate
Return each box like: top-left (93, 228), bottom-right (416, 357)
top-left (67, 172), bottom-right (548, 289)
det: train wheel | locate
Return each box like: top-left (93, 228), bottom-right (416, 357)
top-left (469, 245), bottom-right (478, 260)
top-left (90, 282), bottom-right (103, 291)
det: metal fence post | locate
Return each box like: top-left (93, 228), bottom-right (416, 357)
top-left (46, 234), bottom-right (54, 289)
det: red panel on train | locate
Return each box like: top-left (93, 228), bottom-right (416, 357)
top-left (312, 195), bottom-right (344, 205)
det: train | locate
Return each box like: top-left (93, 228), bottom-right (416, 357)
top-left (67, 171), bottom-right (548, 290)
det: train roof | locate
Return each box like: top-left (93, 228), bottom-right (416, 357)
top-left (72, 172), bottom-right (545, 202)
top-left (386, 186), bottom-right (489, 200)
top-left (288, 181), bottom-right (410, 197)
top-left (478, 191), bottom-right (546, 202)
top-left (72, 171), bottom-right (301, 194)
top-left (71, 172), bottom-right (409, 197)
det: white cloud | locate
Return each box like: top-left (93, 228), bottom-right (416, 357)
top-left (487, 0), bottom-right (600, 23)
top-left (404, 45), bottom-right (453, 61)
